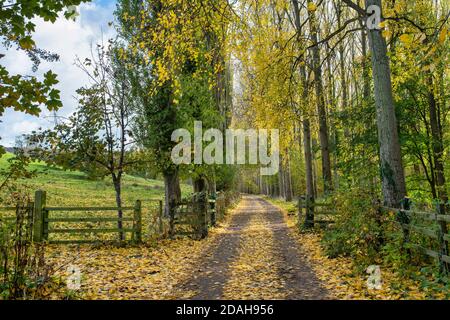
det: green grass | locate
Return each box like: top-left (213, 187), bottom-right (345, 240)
top-left (263, 196), bottom-right (297, 215)
top-left (0, 153), bottom-right (193, 241)
top-left (0, 152), bottom-right (191, 207)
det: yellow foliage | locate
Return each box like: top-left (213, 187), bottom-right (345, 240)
top-left (438, 27), bottom-right (447, 44)
top-left (307, 2), bottom-right (317, 12)
top-left (399, 34), bottom-right (413, 45)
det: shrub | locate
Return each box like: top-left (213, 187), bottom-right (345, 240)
top-left (0, 194), bottom-right (57, 300)
top-left (322, 187), bottom-right (387, 268)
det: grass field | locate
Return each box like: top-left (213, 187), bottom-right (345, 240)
top-left (0, 153), bottom-right (192, 206)
top-left (0, 153), bottom-right (193, 241)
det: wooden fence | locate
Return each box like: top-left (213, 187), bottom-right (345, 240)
top-left (169, 191), bottom-right (240, 239)
top-left (1, 189), bottom-right (241, 243)
top-left (379, 198), bottom-right (450, 274)
top-left (170, 197), bottom-right (208, 239)
top-left (0, 190), bottom-right (164, 244)
top-left (297, 195), bottom-right (450, 275)
top-left (298, 196), bottom-right (336, 227)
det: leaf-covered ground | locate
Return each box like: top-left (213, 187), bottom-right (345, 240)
top-left (45, 195), bottom-right (443, 300)
top-left (269, 198), bottom-right (449, 300)
top-left (46, 196), bottom-right (329, 299)
top-left (175, 196), bottom-right (329, 299)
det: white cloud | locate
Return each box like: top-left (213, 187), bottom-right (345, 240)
top-left (0, 1), bottom-right (117, 147)
top-left (12, 120), bottom-right (41, 135)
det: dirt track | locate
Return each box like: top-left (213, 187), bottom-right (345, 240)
top-left (177, 195), bottom-right (329, 300)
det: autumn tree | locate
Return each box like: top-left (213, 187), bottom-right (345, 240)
top-left (116, 0), bottom-right (230, 213)
top-left (32, 42), bottom-right (137, 240)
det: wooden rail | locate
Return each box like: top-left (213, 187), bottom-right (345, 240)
top-left (296, 195), bottom-right (450, 275)
top-left (35, 190), bottom-right (143, 243)
top-left (169, 191), bottom-right (241, 239)
top-left (379, 198), bottom-right (450, 274)
top-left (1, 190), bottom-right (164, 245)
top-left (298, 196), bottom-right (336, 227)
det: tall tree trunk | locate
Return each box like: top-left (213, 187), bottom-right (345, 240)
top-left (285, 156), bottom-right (293, 202)
top-left (308, 2), bottom-right (333, 193)
top-left (326, 41), bottom-right (339, 191)
top-left (303, 119), bottom-right (314, 201)
top-left (164, 169), bottom-right (181, 217)
top-left (257, 173), bottom-right (262, 195)
top-left (292, 0), bottom-right (315, 224)
top-left (278, 159), bottom-right (285, 199)
top-left (338, 7), bottom-right (350, 140)
top-left (427, 75), bottom-right (448, 256)
top-left (365, 0), bottom-right (406, 207)
top-left (112, 172), bottom-right (124, 241)
top-left (274, 177), bottom-right (280, 197)
top-left (428, 75), bottom-right (447, 202)
top-left (361, 22), bottom-right (370, 101)
top-left (193, 175), bottom-right (208, 238)
top-left (312, 138), bottom-right (319, 198)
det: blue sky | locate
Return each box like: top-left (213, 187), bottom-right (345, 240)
top-left (1, 0), bottom-right (118, 147)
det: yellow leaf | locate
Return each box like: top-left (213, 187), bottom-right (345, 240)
top-left (394, 3), bottom-right (400, 12)
top-left (382, 30), bottom-right (391, 39)
top-left (19, 37), bottom-right (35, 50)
top-left (378, 21), bottom-right (387, 29)
top-left (307, 2), bottom-right (317, 12)
top-left (438, 27), bottom-right (447, 44)
top-left (399, 34), bottom-right (413, 45)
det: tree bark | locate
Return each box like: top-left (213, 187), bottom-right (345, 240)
top-left (361, 21), bottom-right (370, 101)
top-left (427, 74), bottom-right (448, 254)
top-left (292, 0), bottom-right (315, 224)
top-left (428, 75), bottom-right (447, 202)
top-left (308, 2), bottom-right (333, 193)
top-left (278, 159), bottom-right (285, 199)
top-left (112, 172), bottom-right (124, 241)
top-left (303, 120), bottom-right (314, 202)
top-left (163, 169), bottom-right (181, 217)
top-left (285, 156), bottom-right (293, 202)
top-left (365, 0), bottom-right (406, 207)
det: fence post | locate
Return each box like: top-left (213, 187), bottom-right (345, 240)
top-left (217, 192), bottom-right (224, 220)
top-left (194, 192), bottom-right (208, 239)
top-left (436, 202), bottom-right (449, 274)
top-left (303, 195), bottom-right (315, 229)
top-left (169, 200), bottom-right (176, 239)
top-left (158, 200), bottom-right (163, 235)
top-left (133, 200), bottom-right (142, 243)
top-left (399, 197), bottom-right (411, 257)
top-left (33, 190), bottom-right (46, 243)
top-left (210, 193), bottom-right (217, 227)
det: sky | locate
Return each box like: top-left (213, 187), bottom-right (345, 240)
top-left (0, 0), bottom-right (117, 147)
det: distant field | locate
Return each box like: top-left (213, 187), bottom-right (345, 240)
top-left (0, 153), bottom-right (193, 241)
top-left (0, 153), bottom-right (192, 206)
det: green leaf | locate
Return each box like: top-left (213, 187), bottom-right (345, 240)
top-left (18, 36), bottom-right (35, 50)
